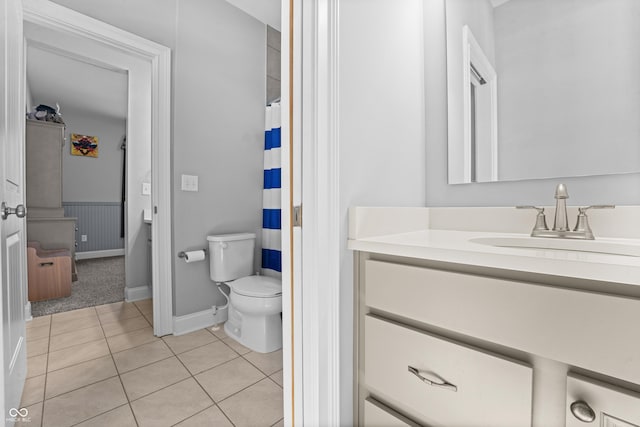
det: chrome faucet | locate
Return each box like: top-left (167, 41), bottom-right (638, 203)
top-left (517, 184), bottom-right (614, 240)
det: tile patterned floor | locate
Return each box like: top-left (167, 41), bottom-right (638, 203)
top-left (22, 299), bottom-right (284, 427)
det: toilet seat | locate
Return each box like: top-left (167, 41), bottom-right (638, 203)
top-left (229, 275), bottom-right (281, 298)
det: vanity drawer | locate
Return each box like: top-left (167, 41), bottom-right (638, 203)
top-left (566, 373), bottom-right (640, 427)
top-left (365, 315), bottom-right (533, 427)
top-left (364, 398), bottom-right (419, 427)
top-left (364, 260), bottom-right (640, 385)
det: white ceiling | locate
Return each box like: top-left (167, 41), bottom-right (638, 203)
top-left (26, 45), bottom-right (128, 121)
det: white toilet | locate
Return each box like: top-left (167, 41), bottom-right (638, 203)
top-left (207, 233), bottom-right (282, 353)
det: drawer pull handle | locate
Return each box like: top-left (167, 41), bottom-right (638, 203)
top-left (407, 366), bottom-right (457, 392)
top-left (39, 262), bottom-right (54, 267)
top-left (570, 400), bottom-right (596, 423)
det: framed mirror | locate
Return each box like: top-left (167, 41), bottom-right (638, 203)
top-left (446, 0), bottom-right (640, 184)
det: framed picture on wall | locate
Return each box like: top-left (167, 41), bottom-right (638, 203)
top-left (71, 133), bottom-right (99, 157)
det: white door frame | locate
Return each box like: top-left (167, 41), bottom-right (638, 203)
top-left (22, 0), bottom-right (173, 336)
top-left (289, 0), bottom-right (343, 425)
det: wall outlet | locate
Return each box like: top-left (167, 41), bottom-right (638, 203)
top-left (142, 182), bottom-right (151, 195)
top-left (81, 234), bottom-right (88, 242)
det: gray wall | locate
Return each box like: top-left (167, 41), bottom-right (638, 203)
top-left (267, 26), bottom-right (281, 104)
top-left (425, 0), bottom-right (640, 207)
top-left (52, 0), bottom-right (267, 315)
top-left (172, 0), bottom-right (265, 316)
top-left (58, 108), bottom-right (126, 203)
top-left (338, 0), bottom-right (427, 422)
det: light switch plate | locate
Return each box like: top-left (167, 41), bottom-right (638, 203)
top-left (181, 174), bottom-right (199, 192)
top-left (142, 182), bottom-right (151, 195)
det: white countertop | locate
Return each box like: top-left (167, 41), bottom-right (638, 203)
top-left (347, 207), bottom-right (640, 287)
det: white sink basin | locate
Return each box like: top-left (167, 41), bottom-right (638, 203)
top-left (470, 236), bottom-right (640, 258)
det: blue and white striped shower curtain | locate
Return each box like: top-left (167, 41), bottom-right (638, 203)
top-left (262, 103), bottom-right (282, 276)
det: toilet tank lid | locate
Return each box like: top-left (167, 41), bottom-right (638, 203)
top-left (207, 232), bottom-right (256, 242)
top-left (231, 275), bottom-right (282, 297)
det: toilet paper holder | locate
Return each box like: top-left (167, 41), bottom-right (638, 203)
top-left (178, 248), bottom-right (207, 258)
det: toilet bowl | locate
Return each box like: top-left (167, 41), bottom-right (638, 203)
top-left (223, 275), bottom-right (282, 353)
top-left (207, 233), bottom-right (282, 353)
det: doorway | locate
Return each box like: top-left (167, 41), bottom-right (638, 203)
top-left (25, 44), bottom-right (130, 317)
top-left (22, 0), bottom-right (172, 336)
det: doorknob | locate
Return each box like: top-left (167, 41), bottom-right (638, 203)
top-left (1, 202), bottom-right (27, 220)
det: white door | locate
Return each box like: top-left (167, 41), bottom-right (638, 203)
top-left (1, 0), bottom-right (28, 422)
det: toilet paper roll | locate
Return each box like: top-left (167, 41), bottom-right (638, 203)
top-left (183, 250), bottom-right (206, 263)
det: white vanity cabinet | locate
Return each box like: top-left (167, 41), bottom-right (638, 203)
top-left (566, 374), bottom-right (640, 427)
top-left (354, 254), bottom-right (640, 427)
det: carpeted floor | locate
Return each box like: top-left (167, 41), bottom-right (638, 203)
top-left (31, 256), bottom-right (125, 317)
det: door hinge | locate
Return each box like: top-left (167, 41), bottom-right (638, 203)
top-left (293, 205), bottom-right (302, 227)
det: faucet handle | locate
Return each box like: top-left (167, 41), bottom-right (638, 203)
top-left (516, 206), bottom-right (549, 231)
top-left (516, 205), bottom-right (544, 213)
top-left (574, 205), bottom-right (615, 238)
top-left (577, 205), bottom-right (615, 214)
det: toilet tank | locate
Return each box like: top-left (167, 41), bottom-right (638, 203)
top-left (207, 233), bottom-right (256, 282)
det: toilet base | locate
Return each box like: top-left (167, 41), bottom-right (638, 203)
top-left (224, 305), bottom-right (282, 353)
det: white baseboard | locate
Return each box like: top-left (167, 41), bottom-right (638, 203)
top-left (76, 248), bottom-right (125, 260)
top-left (173, 307), bottom-right (228, 336)
top-left (25, 301), bottom-right (32, 322)
top-left (124, 285), bottom-right (151, 302)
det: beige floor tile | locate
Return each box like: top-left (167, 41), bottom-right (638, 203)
top-left (142, 312), bottom-right (153, 325)
top-left (49, 326), bottom-right (104, 352)
top-left (102, 315), bottom-right (150, 338)
top-left (21, 374), bottom-right (45, 407)
top-left (24, 401), bottom-right (43, 426)
top-left (133, 298), bottom-right (152, 312)
top-left (243, 350), bottom-right (283, 376)
top-left (50, 315), bottom-right (101, 337)
top-left (107, 326), bottom-right (157, 353)
top-left (270, 370), bottom-right (283, 387)
top-left (130, 378), bottom-right (213, 427)
top-left (218, 378), bottom-right (283, 427)
top-left (210, 324), bottom-right (229, 340)
top-left (27, 354), bottom-right (48, 379)
top-left (27, 315), bottom-right (51, 330)
top-left (95, 300), bottom-right (137, 314)
top-left (175, 405), bottom-right (233, 427)
top-left (97, 304), bottom-right (143, 325)
top-left (75, 404), bottom-right (137, 427)
top-left (196, 357), bottom-right (265, 402)
top-left (47, 339), bottom-right (110, 372)
top-left (42, 377), bottom-right (127, 427)
top-left (26, 325), bottom-right (50, 342)
top-left (163, 329), bottom-right (218, 354)
top-left (51, 306), bottom-right (97, 323)
top-left (140, 307), bottom-right (153, 317)
top-left (121, 356), bottom-right (190, 401)
top-left (177, 341), bottom-right (238, 375)
top-left (27, 337), bottom-right (49, 358)
top-left (112, 340), bottom-right (173, 373)
top-left (222, 336), bottom-right (251, 355)
top-left (45, 356), bottom-right (117, 399)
